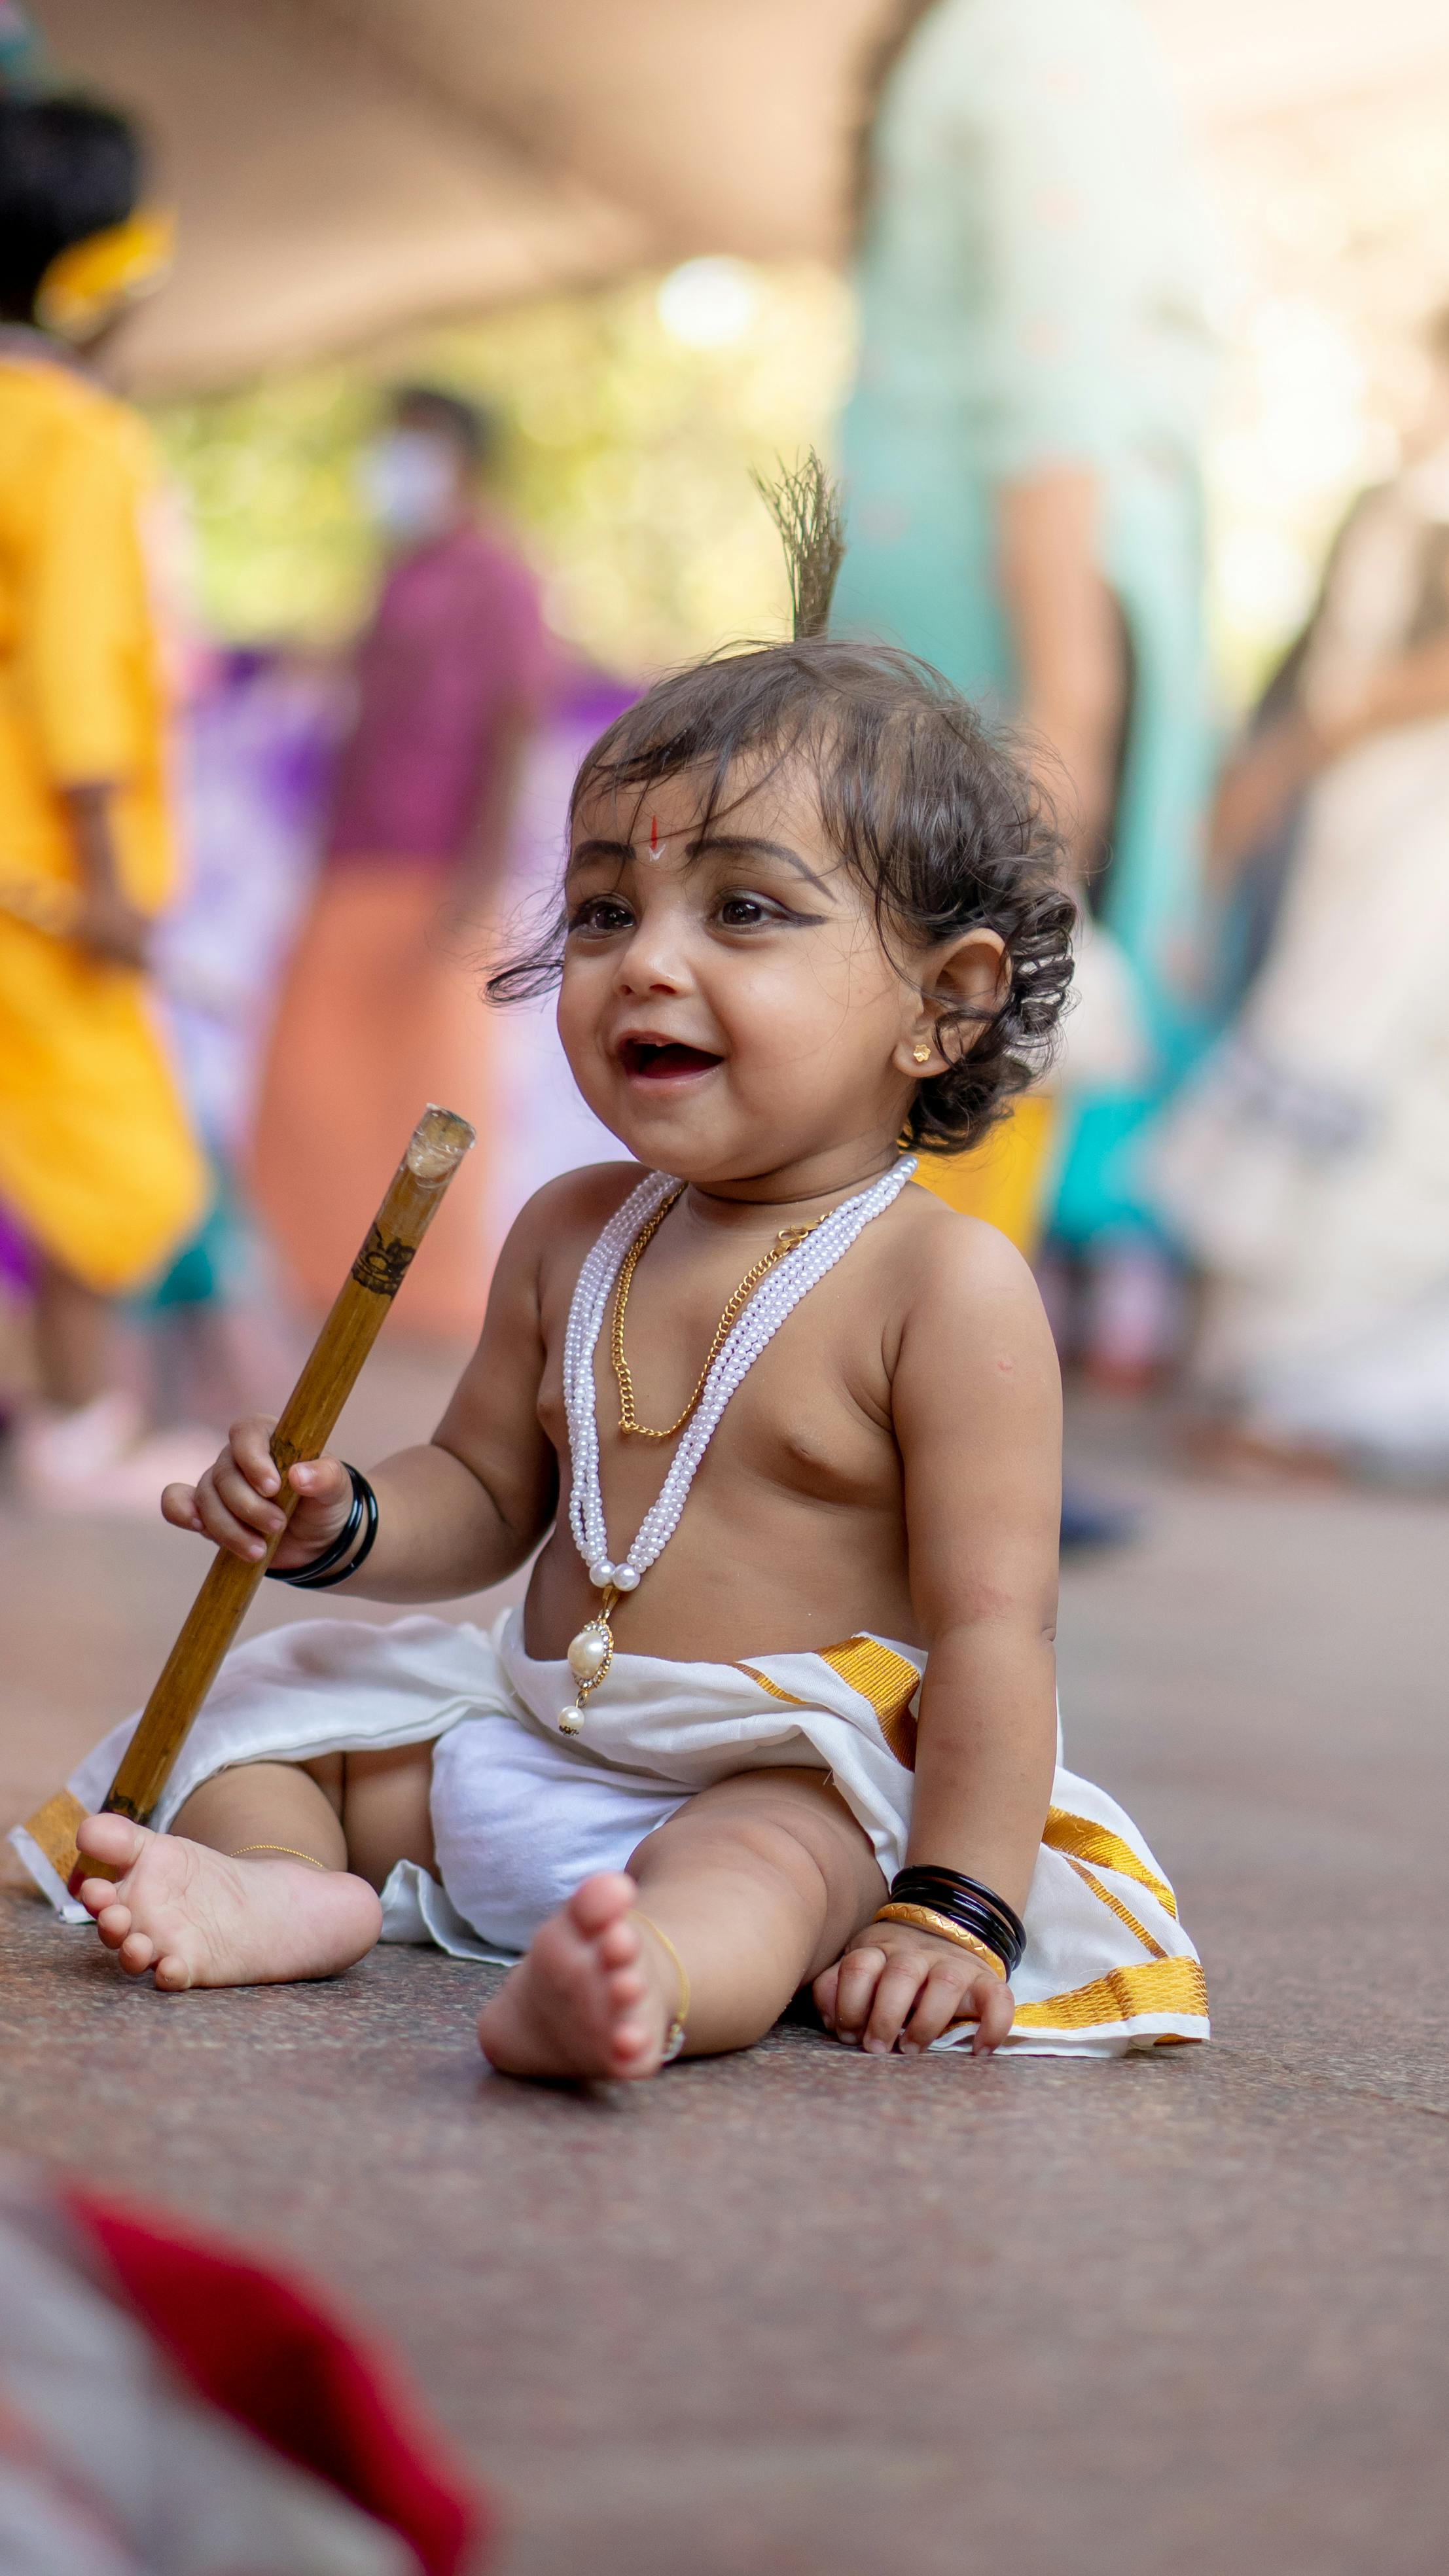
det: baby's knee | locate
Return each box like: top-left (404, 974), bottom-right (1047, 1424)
top-left (715, 1778), bottom-right (885, 1953)
top-left (738, 1807), bottom-right (842, 1906)
top-left (639, 1777), bottom-right (859, 1922)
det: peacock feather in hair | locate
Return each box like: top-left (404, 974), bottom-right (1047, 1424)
top-left (752, 450), bottom-right (847, 642)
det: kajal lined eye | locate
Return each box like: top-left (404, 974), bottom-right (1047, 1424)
top-left (567, 895), bottom-right (634, 937)
top-left (713, 887), bottom-right (822, 931)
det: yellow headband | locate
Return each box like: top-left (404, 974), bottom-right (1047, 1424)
top-left (34, 207), bottom-right (175, 343)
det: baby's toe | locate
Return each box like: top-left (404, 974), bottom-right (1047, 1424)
top-left (75, 1812), bottom-right (146, 1873)
top-left (596, 1916), bottom-right (641, 1971)
top-left (93, 1899), bottom-right (134, 1950)
top-left (529, 1909), bottom-right (584, 1990)
top-left (117, 1929), bottom-right (155, 1977)
top-left (565, 1872), bottom-right (637, 1941)
top-left (153, 1950), bottom-right (194, 1993)
top-left (611, 2016), bottom-right (652, 2066)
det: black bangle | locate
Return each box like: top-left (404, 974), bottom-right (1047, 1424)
top-left (266, 1470), bottom-right (361, 1586)
top-left (889, 1870), bottom-right (1026, 1966)
top-left (326, 1484), bottom-right (374, 1576)
top-left (264, 1465), bottom-right (378, 1591)
top-left (291, 1468), bottom-right (378, 1589)
top-left (340, 1469), bottom-right (380, 1579)
top-left (287, 1467), bottom-right (378, 1590)
top-left (888, 1866), bottom-right (1026, 1975)
top-left (891, 1865), bottom-right (1027, 1949)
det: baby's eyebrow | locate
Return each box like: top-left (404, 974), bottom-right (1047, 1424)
top-left (566, 837), bottom-right (633, 875)
top-left (687, 833), bottom-right (836, 898)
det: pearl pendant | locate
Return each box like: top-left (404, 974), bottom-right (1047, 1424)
top-left (567, 1622), bottom-right (612, 1683)
top-left (560, 1611), bottom-right (614, 1733)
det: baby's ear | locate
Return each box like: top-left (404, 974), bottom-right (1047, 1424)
top-left (931, 929), bottom-right (1009, 1054)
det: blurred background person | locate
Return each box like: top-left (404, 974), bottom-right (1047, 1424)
top-left (480, 654), bottom-right (639, 1247)
top-left (1152, 308), bottom-right (1449, 1479)
top-left (247, 384), bottom-right (550, 1344)
top-left (135, 641), bottom-right (344, 1426)
top-left (835, 0), bottom-right (1218, 1394)
top-left (0, 88), bottom-right (212, 1509)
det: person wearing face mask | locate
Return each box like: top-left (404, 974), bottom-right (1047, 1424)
top-left (247, 386), bottom-right (550, 1340)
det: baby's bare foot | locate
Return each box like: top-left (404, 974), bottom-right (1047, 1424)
top-left (73, 1812), bottom-right (382, 1992)
top-left (476, 1873), bottom-right (675, 2081)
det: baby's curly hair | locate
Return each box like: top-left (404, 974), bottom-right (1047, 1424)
top-left (489, 635), bottom-right (1075, 1155)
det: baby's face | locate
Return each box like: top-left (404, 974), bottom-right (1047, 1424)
top-left (557, 759), bottom-right (925, 1189)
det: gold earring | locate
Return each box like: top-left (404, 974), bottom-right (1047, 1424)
top-left (912, 1043), bottom-right (931, 1065)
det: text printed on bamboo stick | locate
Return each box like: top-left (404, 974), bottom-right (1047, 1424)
top-left (350, 1228), bottom-right (419, 1296)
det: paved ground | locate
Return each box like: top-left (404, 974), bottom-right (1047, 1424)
top-left (3, 1360), bottom-right (1449, 2574)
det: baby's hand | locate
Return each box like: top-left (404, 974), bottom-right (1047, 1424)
top-left (161, 1416), bottom-right (353, 1570)
top-left (814, 1918), bottom-right (1014, 2058)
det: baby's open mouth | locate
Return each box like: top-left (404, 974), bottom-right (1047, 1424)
top-left (618, 1037), bottom-right (723, 1081)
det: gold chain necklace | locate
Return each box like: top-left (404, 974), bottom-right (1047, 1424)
top-left (610, 1187), bottom-right (824, 1440)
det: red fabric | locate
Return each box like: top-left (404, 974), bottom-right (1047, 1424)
top-left (64, 2187), bottom-right (486, 2576)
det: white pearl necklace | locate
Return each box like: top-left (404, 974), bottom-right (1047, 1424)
top-left (556, 1156), bottom-right (917, 1730)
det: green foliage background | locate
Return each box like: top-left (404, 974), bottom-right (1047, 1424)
top-left (151, 265), bottom-right (853, 677)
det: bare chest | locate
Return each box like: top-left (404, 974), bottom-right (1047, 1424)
top-left (537, 1253), bottom-right (900, 1533)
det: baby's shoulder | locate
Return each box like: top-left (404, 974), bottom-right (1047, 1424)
top-left (886, 1181), bottom-right (1050, 1340)
top-left (896, 1179), bottom-right (1040, 1285)
top-left (497, 1161), bottom-right (647, 1291)
top-left (520, 1158), bottom-right (643, 1228)
top-left (878, 1187), bottom-right (1058, 1427)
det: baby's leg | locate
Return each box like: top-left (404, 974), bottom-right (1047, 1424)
top-left (476, 1768), bottom-right (884, 2082)
top-left (72, 1744), bottom-right (435, 1993)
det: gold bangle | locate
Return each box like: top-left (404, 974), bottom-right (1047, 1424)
top-left (632, 1910), bottom-right (690, 2062)
top-left (228, 1843), bottom-right (331, 1871)
top-left (872, 1901), bottom-right (1007, 1980)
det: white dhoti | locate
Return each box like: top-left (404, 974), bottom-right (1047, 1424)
top-left (11, 1608), bottom-right (1208, 2057)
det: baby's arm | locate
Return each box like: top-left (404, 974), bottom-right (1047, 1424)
top-left (162, 1179), bottom-right (569, 1599)
top-left (816, 1216), bottom-right (1062, 2055)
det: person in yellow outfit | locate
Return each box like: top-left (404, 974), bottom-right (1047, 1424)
top-left (910, 1094), bottom-right (1058, 1255)
top-left (0, 92), bottom-right (208, 1505)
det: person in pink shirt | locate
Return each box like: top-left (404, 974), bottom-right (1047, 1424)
top-left (249, 387), bottom-right (550, 1339)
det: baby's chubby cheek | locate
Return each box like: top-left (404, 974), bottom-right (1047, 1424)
top-left (731, 978), bottom-right (897, 1102)
top-left (726, 993), bottom-right (844, 1082)
top-left (554, 985), bottom-right (612, 1084)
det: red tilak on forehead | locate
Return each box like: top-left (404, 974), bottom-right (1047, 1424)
top-left (648, 814), bottom-right (660, 858)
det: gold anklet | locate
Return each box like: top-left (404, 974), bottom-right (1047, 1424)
top-left (872, 1901), bottom-right (1007, 1979)
top-left (228, 1842), bottom-right (331, 1871)
top-left (632, 1911), bottom-right (690, 2063)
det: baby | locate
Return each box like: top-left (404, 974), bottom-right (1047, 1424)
top-left (65, 629), bottom-right (1206, 2077)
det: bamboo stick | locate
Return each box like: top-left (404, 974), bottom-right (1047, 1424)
top-left (22, 1105), bottom-right (474, 1884)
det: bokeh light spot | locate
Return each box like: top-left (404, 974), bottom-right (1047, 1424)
top-left (656, 258), bottom-right (759, 348)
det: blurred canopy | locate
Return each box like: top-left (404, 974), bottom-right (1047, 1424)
top-left (27, 0), bottom-right (1449, 394)
top-left (28, 0), bottom-right (884, 391)
top-left (20, 1), bottom-right (1449, 688)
